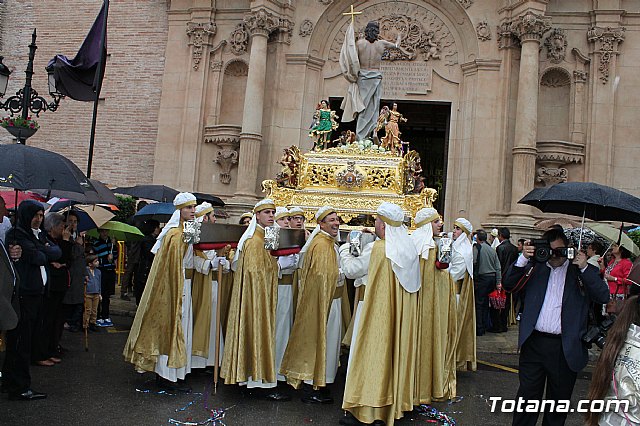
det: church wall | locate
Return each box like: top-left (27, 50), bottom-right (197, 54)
top-left (0, 0), bottom-right (168, 187)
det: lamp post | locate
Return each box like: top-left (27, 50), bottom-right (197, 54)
top-left (0, 29), bottom-right (64, 144)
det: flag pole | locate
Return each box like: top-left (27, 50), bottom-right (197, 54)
top-left (86, 0), bottom-right (109, 178)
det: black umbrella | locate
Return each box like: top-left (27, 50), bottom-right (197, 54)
top-left (0, 144), bottom-right (94, 195)
top-left (193, 192), bottom-right (225, 207)
top-left (33, 178), bottom-right (118, 204)
top-left (519, 182), bottom-right (640, 224)
top-left (113, 184), bottom-right (179, 202)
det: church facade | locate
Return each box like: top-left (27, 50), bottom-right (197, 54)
top-left (1, 0), bottom-right (638, 233)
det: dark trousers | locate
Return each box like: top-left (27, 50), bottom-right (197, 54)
top-left (513, 332), bottom-right (578, 426)
top-left (2, 294), bottom-right (43, 394)
top-left (98, 269), bottom-right (116, 320)
top-left (489, 307), bottom-right (508, 332)
top-left (474, 274), bottom-right (495, 335)
top-left (64, 303), bottom-right (83, 328)
top-left (35, 290), bottom-right (66, 361)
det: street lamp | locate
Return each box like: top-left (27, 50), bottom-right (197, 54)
top-left (0, 29), bottom-right (64, 144)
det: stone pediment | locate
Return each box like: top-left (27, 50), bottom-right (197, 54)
top-left (327, 2), bottom-right (459, 68)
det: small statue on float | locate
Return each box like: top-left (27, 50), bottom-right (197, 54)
top-left (309, 99), bottom-right (339, 151)
top-left (377, 102), bottom-right (407, 155)
top-left (332, 129), bottom-right (356, 147)
top-left (275, 145), bottom-right (300, 188)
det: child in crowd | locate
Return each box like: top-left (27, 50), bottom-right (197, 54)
top-left (84, 255), bottom-right (102, 332)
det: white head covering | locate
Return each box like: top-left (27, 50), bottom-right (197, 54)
top-left (288, 206), bottom-right (304, 216)
top-left (377, 202), bottom-right (420, 293)
top-left (195, 202), bottom-right (213, 223)
top-left (453, 218), bottom-right (474, 276)
top-left (274, 207), bottom-right (290, 224)
top-left (298, 206), bottom-right (336, 268)
top-left (240, 211), bottom-right (253, 220)
top-left (410, 207), bottom-right (440, 260)
top-left (491, 228), bottom-right (500, 248)
top-left (151, 192), bottom-right (197, 254)
top-left (231, 199), bottom-right (275, 271)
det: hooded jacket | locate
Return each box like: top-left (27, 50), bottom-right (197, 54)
top-left (5, 200), bottom-right (61, 296)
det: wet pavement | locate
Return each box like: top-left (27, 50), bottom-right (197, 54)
top-left (1, 296), bottom-right (595, 426)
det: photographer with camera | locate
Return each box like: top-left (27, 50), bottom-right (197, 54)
top-left (503, 228), bottom-right (609, 426)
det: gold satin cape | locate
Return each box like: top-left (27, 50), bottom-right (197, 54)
top-left (414, 246), bottom-right (458, 404)
top-left (191, 251), bottom-right (212, 357)
top-left (455, 272), bottom-right (477, 371)
top-left (220, 227), bottom-right (278, 384)
top-left (123, 227), bottom-right (189, 371)
top-left (279, 232), bottom-right (339, 388)
top-left (342, 240), bottom-right (418, 425)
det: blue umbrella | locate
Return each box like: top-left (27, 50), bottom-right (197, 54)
top-left (134, 202), bottom-right (174, 222)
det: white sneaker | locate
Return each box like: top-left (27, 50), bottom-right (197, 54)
top-left (96, 319), bottom-right (105, 326)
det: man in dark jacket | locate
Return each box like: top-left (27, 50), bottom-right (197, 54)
top-left (503, 228), bottom-right (609, 426)
top-left (2, 200), bottom-right (61, 401)
top-left (491, 227), bottom-right (519, 332)
top-left (134, 219), bottom-right (160, 306)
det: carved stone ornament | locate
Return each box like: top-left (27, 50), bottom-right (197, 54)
top-left (476, 21), bottom-right (491, 42)
top-left (573, 70), bottom-right (587, 83)
top-left (299, 19), bottom-right (314, 37)
top-left (587, 26), bottom-right (625, 83)
top-left (509, 11), bottom-right (551, 43)
top-left (544, 28), bottom-right (567, 64)
top-left (536, 167), bottom-right (568, 186)
top-left (229, 23), bottom-right (249, 55)
top-left (456, 0), bottom-right (473, 9)
top-left (213, 139), bottom-right (240, 184)
top-left (186, 22), bottom-right (217, 71)
top-left (318, 0), bottom-right (332, 4)
top-left (278, 18), bottom-right (295, 44)
top-left (540, 68), bottom-right (571, 87)
top-left (497, 21), bottom-right (517, 49)
top-left (244, 8), bottom-right (280, 38)
top-left (210, 60), bottom-right (223, 72)
top-left (328, 3), bottom-right (458, 66)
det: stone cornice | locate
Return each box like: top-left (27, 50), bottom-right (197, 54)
top-left (460, 59), bottom-right (502, 75)
top-left (285, 54), bottom-right (325, 70)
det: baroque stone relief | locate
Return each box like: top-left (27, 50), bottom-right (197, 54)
top-left (229, 23), bottom-right (249, 55)
top-left (456, 0), bottom-right (473, 9)
top-left (544, 28), bottom-right (567, 64)
top-left (587, 26), bottom-right (625, 83)
top-left (540, 68), bottom-right (571, 87)
top-left (476, 21), bottom-right (491, 42)
top-left (327, 3), bottom-right (458, 67)
top-left (205, 128), bottom-right (241, 184)
top-left (299, 19), bottom-right (314, 37)
top-left (186, 22), bottom-right (217, 71)
top-left (244, 8), bottom-right (280, 37)
top-left (536, 167), bottom-right (568, 186)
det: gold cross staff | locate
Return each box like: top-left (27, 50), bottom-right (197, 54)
top-left (343, 4), bottom-right (362, 23)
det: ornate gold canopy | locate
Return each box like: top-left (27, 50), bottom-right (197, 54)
top-left (263, 144), bottom-right (437, 225)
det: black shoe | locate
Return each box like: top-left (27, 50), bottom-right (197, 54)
top-left (88, 324), bottom-right (100, 332)
top-left (301, 391), bottom-right (333, 404)
top-left (263, 391), bottom-right (291, 402)
top-left (476, 331), bottom-right (485, 336)
top-left (339, 412), bottom-right (364, 425)
top-left (8, 389), bottom-right (47, 401)
top-left (155, 376), bottom-right (191, 394)
top-left (120, 294), bottom-right (131, 301)
top-left (487, 328), bottom-right (501, 333)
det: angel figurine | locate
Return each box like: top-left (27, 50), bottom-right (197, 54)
top-left (309, 100), bottom-right (339, 151)
top-left (379, 103), bottom-right (407, 155)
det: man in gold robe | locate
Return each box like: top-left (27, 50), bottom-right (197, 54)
top-left (191, 202), bottom-right (230, 369)
top-left (273, 207), bottom-right (298, 382)
top-left (410, 207), bottom-right (458, 404)
top-left (448, 218), bottom-right (476, 372)
top-left (220, 199), bottom-right (289, 401)
top-left (341, 202), bottom-right (420, 426)
top-left (123, 192), bottom-right (203, 392)
top-left (280, 206), bottom-right (343, 404)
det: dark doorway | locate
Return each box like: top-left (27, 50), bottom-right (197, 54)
top-left (328, 98), bottom-right (450, 213)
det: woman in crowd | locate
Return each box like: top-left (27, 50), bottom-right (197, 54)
top-left (598, 243), bottom-right (633, 313)
top-left (587, 295), bottom-right (640, 425)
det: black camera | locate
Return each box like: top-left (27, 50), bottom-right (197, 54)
top-left (582, 317), bottom-right (615, 349)
top-left (531, 239), bottom-right (575, 263)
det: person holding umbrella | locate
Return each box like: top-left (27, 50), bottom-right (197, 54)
top-left (598, 243), bottom-right (633, 314)
top-left (2, 200), bottom-right (62, 400)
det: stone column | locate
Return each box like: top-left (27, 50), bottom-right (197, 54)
top-left (234, 9), bottom-right (280, 200)
top-left (509, 12), bottom-right (550, 214)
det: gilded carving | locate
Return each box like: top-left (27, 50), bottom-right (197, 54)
top-left (328, 3), bottom-right (458, 66)
top-left (299, 19), bottom-right (314, 37)
top-left (229, 23), bottom-right (249, 55)
top-left (544, 28), bottom-right (567, 64)
top-left (335, 161), bottom-right (366, 190)
top-left (536, 167), bottom-right (568, 186)
top-left (244, 8), bottom-right (280, 37)
top-left (186, 22), bottom-right (217, 71)
top-left (587, 26), bottom-right (625, 83)
top-left (476, 21), bottom-right (491, 42)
